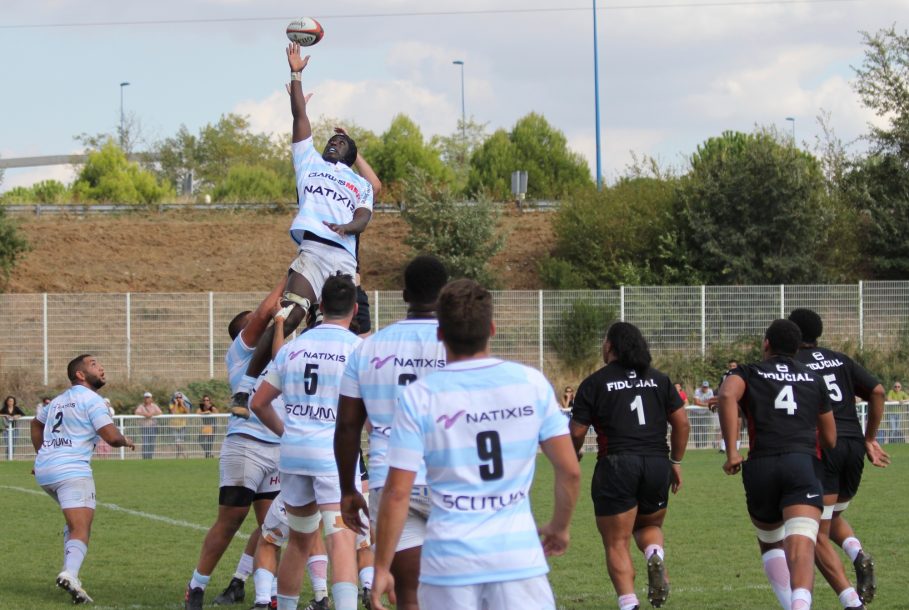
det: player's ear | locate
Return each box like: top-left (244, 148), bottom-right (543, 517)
top-left (489, 321), bottom-right (496, 339)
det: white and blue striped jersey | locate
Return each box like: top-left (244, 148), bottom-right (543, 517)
top-left (339, 319), bottom-right (446, 489)
top-left (34, 385), bottom-right (114, 486)
top-left (387, 358), bottom-right (569, 586)
top-left (225, 334), bottom-right (281, 443)
top-left (291, 137), bottom-right (373, 259)
top-left (266, 323), bottom-right (361, 475)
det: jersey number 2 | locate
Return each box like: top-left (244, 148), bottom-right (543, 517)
top-left (476, 431), bottom-right (503, 481)
top-left (51, 411), bottom-right (63, 434)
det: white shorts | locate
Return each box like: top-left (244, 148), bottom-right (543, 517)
top-left (41, 477), bottom-right (96, 510)
top-left (418, 575), bottom-right (555, 610)
top-left (289, 240), bottom-right (357, 302)
top-left (369, 485), bottom-right (431, 552)
top-left (261, 497), bottom-right (290, 547)
top-left (281, 472), bottom-right (342, 507)
top-left (219, 435), bottom-right (281, 494)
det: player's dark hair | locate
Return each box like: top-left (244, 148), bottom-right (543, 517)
top-left (438, 279), bottom-right (493, 356)
top-left (404, 255), bottom-right (449, 305)
top-left (333, 134), bottom-right (358, 167)
top-left (228, 311), bottom-right (251, 340)
top-left (788, 308), bottom-right (823, 344)
top-left (67, 354), bottom-right (93, 383)
top-left (321, 273), bottom-right (357, 318)
top-left (765, 319), bottom-right (802, 356)
top-left (606, 322), bottom-right (651, 377)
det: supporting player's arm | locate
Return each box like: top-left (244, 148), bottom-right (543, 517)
top-left (287, 42), bottom-right (312, 143)
top-left (717, 375), bottom-right (746, 474)
top-left (372, 466), bottom-right (416, 610)
top-left (242, 280), bottom-right (286, 350)
top-left (568, 419), bottom-right (589, 460)
top-left (334, 394), bottom-right (370, 533)
top-left (861, 383), bottom-right (890, 467)
top-left (97, 423), bottom-right (135, 450)
top-left (30, 417), bottom-right (44, 453)
top-left (250, 382), bottom-right (284, 437)
top-left (667, 406), bottom-right (690, 493)
top-left (538, 434), bottom-right (581, 557)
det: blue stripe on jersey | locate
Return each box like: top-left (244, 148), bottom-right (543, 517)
top-left (273, 324), bottom-right (361, 475)
top-left (225, 334), bottom-right (281, 442)
top-left (225, 333), bottom-right (254, 394)
top-left (387, 357), bottom-right (568, 586)
top-left (34, 385), bottom-right (113, 485)
top-left (339, 319), bottom-right (446, 488)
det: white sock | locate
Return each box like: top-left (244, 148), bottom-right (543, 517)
top-left (332, 582), bottom-right (359, 610)
top-left (234, 553), bottom-right (254, 580)
top-left (838, 587), bottom-right (862, 608)
top-left (721, 439), bottom-right (727, 451)
top-left (307, 554), bottom-right (328, 600)
top-left (359, 566), bottom-right (374, 590)
top-left (238, 375), bottom-right (256, 395)
top-left (190, 569), bottom-right (210, 591)
top-left (271, 576), bottom-right (277, 597)
top-left (63, 540), bottom-right (87, 577)
top-left (618, 593), bottom-right (640, 610)
top-left (791, 587), bottom-right (812, 610)
top-left (277, 593), bottom-right (299, 610)
top-left (841, 537), bottom-right (862, 563)
top-left (762, 549), bottom-right (791, 610)
top-left (644, 544), bottom-right (664, 560)
top-left (253, 568), bottom-right (274, 605)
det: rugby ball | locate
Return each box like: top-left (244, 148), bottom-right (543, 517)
top-left (286, 17), bottom-right (324, 47)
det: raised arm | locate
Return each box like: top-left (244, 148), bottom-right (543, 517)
top-left (287, 43), bottom-right (312, 143)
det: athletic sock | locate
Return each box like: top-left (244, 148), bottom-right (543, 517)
top-left (62, 525), bottom-right (71, 566)
top-left (359, 566), bottom-right (374, 590)
top-left (190, 569), bottom-right (211, 591)
top-left (644, 544), bottom-right (664, 560)
top-left (618, 593), bottom-right (640, 610)
top-left (63, 540), bottom-right (87, 577)
top-left (838, 587), bottom-right (862, 608)
top-left (841, 537), bottom-right (862, 563)
top-left (276, 593), bottom-right (299, 610)
top-left (332, 582), bottom-right (359, 610)
top-left (238, 375), bottom-right (256, 395)
top-left (271, 576), bottom-right (277, 598)
top-left (791, 587), bottom-right (812, 610)
top-left (307, 554), bottom-right (328, 600)
top-left (762, 549), bottom-right (792, 610)
top-left (234, 553), bottom-right (254, 580)
top-left (253, 568), bottom-right (274, 605)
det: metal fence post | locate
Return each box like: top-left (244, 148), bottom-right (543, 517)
top-left (700, 285), bottom-right (706, 357)
top-left (6, 427), bottom-right (12, 460)
top-left (620, 286), bottom-right (625, 321)
top-left (780, 284), bottom-right (785, 319)
top-left (118, 416), bottom-right (125, 461)
top-left (374, 290), bottom-right (379, 332)
top-left (42, 293), bottom-right (48, 386)
top-left (538, 290), bottom-right (544, 373)
top-left (126, 293), bottom-right (132, 381)
top-left (208, 292), bottom-right (214, 379)
top-left (859, 281), bottom-right (864, 350)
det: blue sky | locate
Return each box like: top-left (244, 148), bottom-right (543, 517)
top-left (0, 0), bottom-right (899, 192)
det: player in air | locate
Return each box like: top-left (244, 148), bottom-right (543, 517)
top-left (370, 279), bottom-right (581, 610)
top-left (251, 274), bottom-right (363, 610)
top-left (789, 308), bottom-right (888, 607)
top-left (230, 42), bottom-right (376, 413)
top-left (31, 354), bottom-right (135, 604)
top-left (334, 255), bottom-right (450, 610)
top-left (717, 319), bottom-right (836, 610)
top-left (569, 322), bottom-right (690, 610)
top-left (184, 283), bottom-right (285, 610)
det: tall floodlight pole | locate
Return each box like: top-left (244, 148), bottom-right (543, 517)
top-left (592, 1), bottom-right (603, 190)
top-left (452, 60), bottom-right (466, 140)
top-left (786, 116), bottom-right (795, 143)
top-left (120, 81), bottom-right (131, 148)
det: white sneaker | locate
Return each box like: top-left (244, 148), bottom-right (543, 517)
top-left (56, 571), bottom-right (94, 604)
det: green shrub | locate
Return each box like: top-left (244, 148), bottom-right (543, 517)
top-left (547, 300), bottom-right (618, 369)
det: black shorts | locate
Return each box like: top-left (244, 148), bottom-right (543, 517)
top-left (355, 286), bottom-right (371, 334)
top-left (742, 453), bottom-right (823, 523)
top-left (591, 454), bottom-right (670, 517)
top-left (820, 438), bottom-right (865, 499)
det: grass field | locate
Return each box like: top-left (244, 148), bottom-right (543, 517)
top-left (1, 447), bottom-right (906, 610)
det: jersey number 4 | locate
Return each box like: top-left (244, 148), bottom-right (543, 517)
top-left (774, 385), bottom-right (798, 415)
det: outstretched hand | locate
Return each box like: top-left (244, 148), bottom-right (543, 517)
top-left (286, 42), bottom-right (310, 73)
top-left (865, 439), bottom-right (891, 468)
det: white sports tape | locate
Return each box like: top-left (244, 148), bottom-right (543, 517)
top-left (755, 525), bottom-right (785, 543)
top-left (287, 511), bottom-right (321, 534)
top-left (834, 501), bottom-right (850, 513)
top-left (356, 510), bottom-right (371, 550)
top-left (321, 510), bottom-right (350, 537)
top-left (275, 304), bottom-right (295, 321)
top-left (784, 517), bottom-right (819, 543)
top-left (821, 505), bottom-right (834, 520)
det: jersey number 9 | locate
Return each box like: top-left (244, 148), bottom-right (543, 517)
top-left (477, 431), bottom-right (504, 481)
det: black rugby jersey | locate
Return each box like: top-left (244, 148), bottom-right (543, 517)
top-left (572, 362), bottom-right (684, 458)
top-left (795, 347), bottom-right (879, 441)
top-left (732, 356), bottom-right (832, 459)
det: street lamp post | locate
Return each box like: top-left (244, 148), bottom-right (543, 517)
top-left (785, 116), bottom-right (795, 143)
top-left (592, 0), bottom-right (603, 190)
top-left (452, 60), bottom-right (466, 140)
top-left (119, 81), bottom-right (131, 148)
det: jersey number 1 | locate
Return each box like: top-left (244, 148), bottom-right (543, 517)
top-left (630, 395), bottom-right (646, 425)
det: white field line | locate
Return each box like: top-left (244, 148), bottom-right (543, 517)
top-left (1, 485), bottom-right (249, 540)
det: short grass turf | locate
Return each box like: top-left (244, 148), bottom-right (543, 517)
top-left (1, 446), bottom-right (905, 609)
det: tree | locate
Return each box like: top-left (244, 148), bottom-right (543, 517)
top-left (468, 113), bottom-right (592, 200)
top-left (71, 140), bottom-right (174, 204)
top-left (369, 115), bottom-right (451, 202)
top-left (212, 165), bottom-right (286, 203)
top-left (431, 118), bottom-right (488, 194)
top-left (676, 129), bottom-right (830, 285)
top-left (853, 26), bottom-right (909, 156)
top-left (0, 204), bottom-right (29, 290)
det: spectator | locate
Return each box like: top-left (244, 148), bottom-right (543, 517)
top-left (197, 395), bottom-right (218, 458)
top-left (561, 386), bottom-right (576, 417)
top-left (674, 383), bottom-right (688, 405)
top-left (694, 381), bottom-right (720, 450)
top-left (169, 392), bottom-right (191, 458)
top-left (1, 396), bottom-right (25, 456)
top-left (885, 380), bottom-right (908, 444)
top-left (135, 392), bottom-right (162, 459)
top-left (34, 396), bottom-right (51, 417)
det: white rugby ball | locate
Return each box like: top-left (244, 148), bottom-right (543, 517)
top-left (286, 17), bottom-right (324, 47)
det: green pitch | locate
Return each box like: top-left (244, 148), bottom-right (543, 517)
top-left (1, 447), bottom-right (905, 610)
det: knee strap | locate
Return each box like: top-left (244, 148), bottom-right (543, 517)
top-left (287, 511), bottom-right (321, 534)
top-left (282, 291), bottom-right (311, 310)
top-left (784, 517), bottom-right (819, 543)
top-left (321, 510), bottom-right (350, 537)
top-left (834, 501), bottom-right (850, 513)
top-left (755, 525), bottom-right (785, 543)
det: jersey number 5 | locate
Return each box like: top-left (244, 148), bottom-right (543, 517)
top-left (304, 364), bottom-right (319, 395)
top-left (476, 431), bottom-right (504, 481)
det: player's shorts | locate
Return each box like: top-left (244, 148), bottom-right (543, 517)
top-left (417, 575), bottom-right (555, 610)
top-left (219, 434), bottom-right (280, 499)
top-left (261, 498), bottom-right (290, 547)
top-left (820, 437), bottom-right (865, 500)
top-left (281, 472), bottom-right (342, 507)
top-left (591, 454), bottom-right (671, 517)
top-left (354, 285), bottom-right (371, 334)
top-left (370, 485), bottom-right (431, 552)
top-left (742, 453), bottom-right (823, 523)
top-left (41, 477), bottom-right (96, 510)
top-left (289, 240), bottom-right (357, 302)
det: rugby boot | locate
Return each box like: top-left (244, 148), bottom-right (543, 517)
top-left (854, 550), bottom-right (876, 603)
top-left (214, 576), bottom-right (246, 604)
top-left (56, 571), bottom-right (93, 604)
top-left (646, 554), bottom-right (670, 608)
top-left (303, 596), bottom-right (331, 610)
top-left (184, 585), bottom-right (204, 610)
top-left (361, 587), bottom-right (372, 610)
